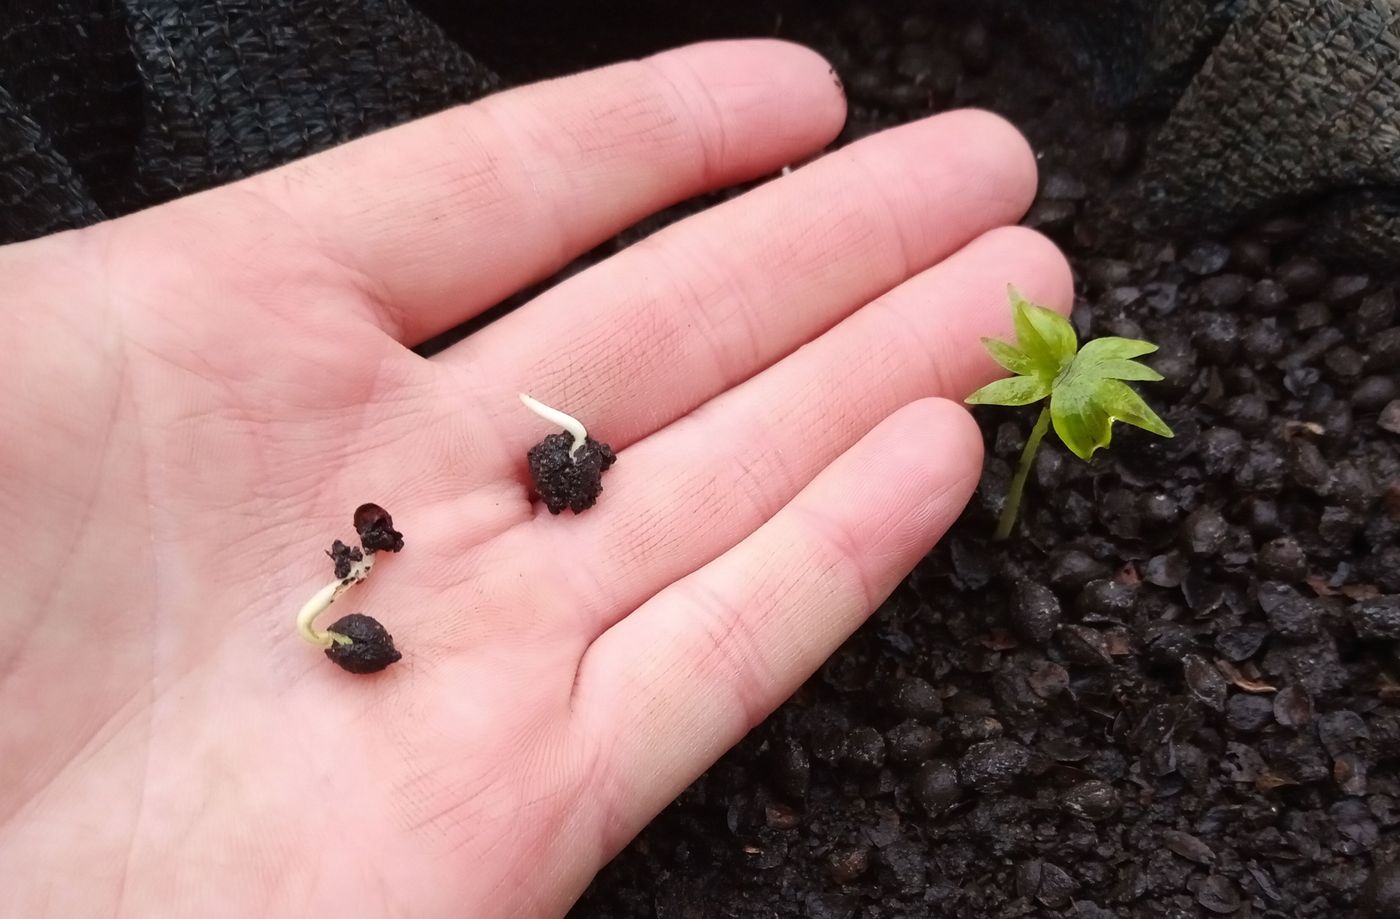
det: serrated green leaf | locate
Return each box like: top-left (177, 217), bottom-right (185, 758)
top-left (1050, 383), bottom-right (1113, 460)
top-left (982, 337), bottom-right (1036, 376)
top-left (966, 375), bottom-right (1053, 407)
top-left (1009, 286), bottom-right (1077, 373)
top-left (1092, 358), bottom-right (1164, 382)
top-left (1075, 337), bottom-right (1158, 364)
top-left (1096, 380), bottom-right (1174, 438)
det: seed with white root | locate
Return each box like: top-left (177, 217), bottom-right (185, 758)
top-left (296, 552), bottom-right (376, 648)
top-left (519, 393), bottom-right (617, 515)
top-left (519, 392), bottom-right (588, 458)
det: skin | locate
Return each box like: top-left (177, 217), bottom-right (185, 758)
top-left (0, 40), bottom-right (1069, 919)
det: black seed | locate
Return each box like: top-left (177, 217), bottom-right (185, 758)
top-left (1324, 274), bottom-right (1370, 305)
top-left (1262, 587), bottom-right (1322, 641)
top-left (1010, 580), bottom-right (1061, 644)
top-left (769, 736), bottom-right (810, 799)
top-left (1060, 623), bottom-right (1115, 667)
top-left (1196, 875), bottom-right (1242, 914)
top-left (1141, 492), bottom-right (1180, 527)
top-left (1273, 685), bottom-right (1314, 728)
top-left (1296, 300), bottom-right (1332, 330)
top-left (1258, 537), bottom-right (1307, 581)
top-left (1060, 780), bottom-right (1120, 820)
top-left (826, 846), bottom-right (871, 885)
top-left (912, 759), bottom-right (962, 814)
top-left (324, 613), bottom-right (402, 674)
top-left (1027, 661), bottom-right (1069, 698)
top-left (1351, 596), bottom-right (1400, 640)
top-left (1241, 319), bottom-right (1287, 361)
top-left (1143, 552), bottom-right (1187, 588)
top-left (1358, 859), bottom-right (1400, 918)
top-left (1029, 860), bottom-right (1078, 907)
top-left (1317, 710), bottom-right (1369, 758)
top-left (1163, 830), bottom-right (1215, 865)
top-left (1216, 623), bottom-right (1269, 661)
top-left (1041, 172), bottom-right (1086, 201)
top-left (1254, 216), bottom-right (1306, 244)
top-left (1367, 328), bottom-right (1400, 370)
top-left (325, 539), bottom-right (363, 579)
top-left (1288, 440), bottom-right (1332, 494)
top-left (1380, 401), bottom-right (1400, 435)
top-left (1352, 375), bottom-right (1397, 410)
top-left (1243, 496), bottom-right (1283, 537)
top-left (1183, 654), bottom-right (1227, 710)
top-left (353, 503), bottom-right (404, 553)
top-left (886, 721), bottom-right (939, 766)
top-left (1198, 427), bottom-right (1244, 476)
top-left (1047, 548), bottom-right (1109, 592)
top-left (893, 676), bottom-right (943, 721)
top-left (1224, 394), bottom-right (1269, 435)
top-left (526, 432), bottom-right (617, 514)
top-left (1182, 241), bottom-right (1230, 276)
top-left (1277, 256), bottom-right (1327, 297)
top-left (1249, 278), bottom-right (1289, 312)
top-left (1078, 578), bottom-right (1136, 620)
top-left (1231, 237), bottom-right (1271, 273)
top-left (1356, 290), bottom-right (1397, 335)
top-left (1200, 274), bottom-right (1248, 308)
top-left (1193, 311), bottom-right (1239, 363)
top-left (1324, 344), bottom-right (1365, 380)
top-left (1182, 507), bottom-right (1228, 556)
top-left (1225, 693), bottom-right (1273, 732)
top-left (842, 726), bottom-right (886, 773)
top-left (958, 738), bottom-right (1030, 793)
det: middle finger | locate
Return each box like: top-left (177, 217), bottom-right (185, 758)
top-left (527, 225), bottom-right (1072, 638)
top-left (437, 110), bottom-right (1037, 477)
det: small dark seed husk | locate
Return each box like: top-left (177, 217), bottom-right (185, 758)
top-left (324, 613), bottom-right (402, 674)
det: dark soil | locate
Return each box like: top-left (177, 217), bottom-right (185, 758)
top-left (326, 539), bottom-right (364, 580)
top-left (527, 433), bottom-right (618, 515)
top-left (353, 502), bottom-right (405, 553)
top-left (441, 4), bottom-right (1399, 916)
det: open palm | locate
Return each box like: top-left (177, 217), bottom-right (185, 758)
top-left (0, 41), bottom-right (1068, 919)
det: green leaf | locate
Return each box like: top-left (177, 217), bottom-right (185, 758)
top-left (1050, 383), bottom-right (1113, 460)
top-left (1095, 380), bottom-right (1174, 438)
top-left (1092, 358), bottom-right (1163, 382)
top-left (1075, 337), bottom-right (1158, 363)
top-left (1009, 286), bottom-right (1077, 374)
top-left (982, 337), bottom-right (1036, 376)
top-left (966, 375), bottom-right (1053, 407)
top-left (970, 286), bottom-right (1172, 466)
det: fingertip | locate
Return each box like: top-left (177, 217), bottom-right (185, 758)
top-left (647, 40), bottom-right (847, 171)
top-left (933, 108), bottom-right (1039, 220)
top-left (892, 397), bottom-right (987, 491)
top-left (974, 225), bottom-right (1074, 315)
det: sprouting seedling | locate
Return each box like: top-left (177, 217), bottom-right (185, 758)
top-left (519, 393), bottom-right (617, 515)
top-left (966, 286), bottom-right (1174, 541)
top-left (520, 392), bottom-right (587, 459)
top-left (294, 503), bottom-right (405, 673)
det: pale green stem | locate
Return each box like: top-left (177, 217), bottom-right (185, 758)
top-left (519, 393), bottom-right (587, 458)
top-left (295, 553), bottom-right (375, 647)
top-left (994, 404), bottom-right (1051, 542)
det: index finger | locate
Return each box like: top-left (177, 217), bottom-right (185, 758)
top-left (243, 40), bottom-right (847, 344)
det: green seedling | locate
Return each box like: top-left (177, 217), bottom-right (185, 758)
top-left (967, 286), bottom-right (1174, 541)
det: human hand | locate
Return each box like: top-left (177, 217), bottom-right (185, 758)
top-left (0, 40), bottom-right (1068, 918)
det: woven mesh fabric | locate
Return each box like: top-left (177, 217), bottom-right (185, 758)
top-left (1133, 0), bottom-right (1400, 259)
top-left (0, 0), bottom-right (497, 244)
top-left (2, 0), bottom-right (1399, 260)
